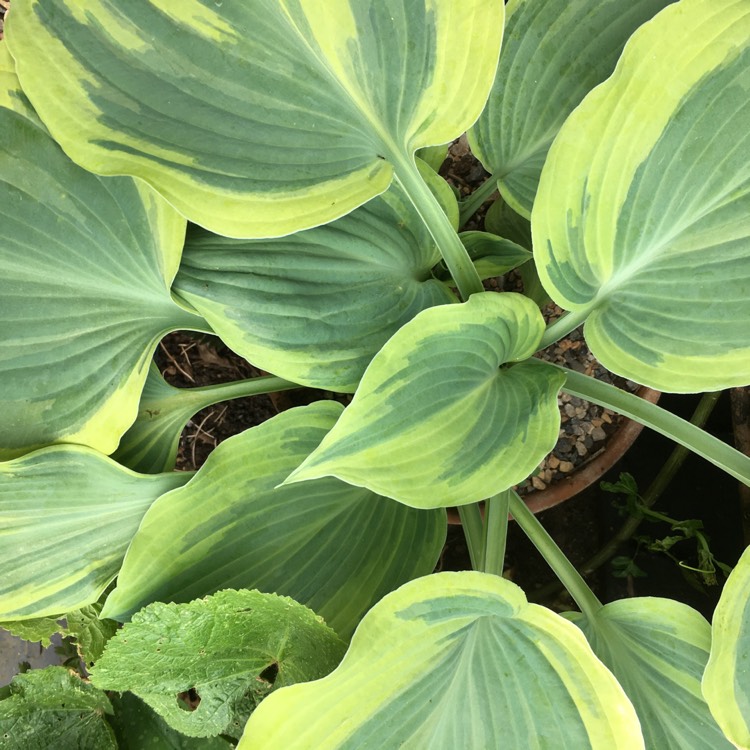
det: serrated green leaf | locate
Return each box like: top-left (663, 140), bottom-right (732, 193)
top-left (102, 402), bottom-right (446, 639)
top-left (566, 598), bottom-right (732, 749)
top-left (0, 74), bottom-right (205, 459)
top-left (0, 667), bottom-right (115, 750)
top-left (108, 692), bottom-right (231, 750)
top-left (0, 617), bottom-right (65, 649)
top-left (66, 604), bottom-right (119, 670)
top-left (239, 571), bottom-right (643, 749)
top-left (703, 545), bottom-right (750, 747)
top-left (470, 0), bottom-right (675, 217)
top-left (287, 293), bottom-right (565, 508)
top-left (174, 180), bottom-right (457, 391)
top-left (0, 446), bottom-right (190, 620)
top-left (533, 0), bottom-right (750, 392)
top-left (91, 590), bottom-right (346, 739)
top-left (7, 0), bottom-right (503, 238)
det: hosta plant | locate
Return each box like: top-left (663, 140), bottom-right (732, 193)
top-left (1, 0), bottom-right (750, 747)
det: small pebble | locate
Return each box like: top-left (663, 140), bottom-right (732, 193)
top-left (591, 426), bottom-right (607, 441)
top-left (531, 475), bottom-right (547, 491)
top-left (576, 442), bottom-right (588, 457)
top-left (559, 461), bottom-right (575, 473)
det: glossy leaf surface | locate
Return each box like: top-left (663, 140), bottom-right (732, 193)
top-left (0, 63), bottom-right (202, 458)
top-left (0, 446), bottom-right (189, 619)
top-left (703, 545), bottom-right (750, 748)
top-left (470, 0), bottom-right (675, 217)
top-left (240, 572), bottom-right (644, 749)
top-left (287, 293), bottom-right (565, 508)
top-left (0, 667), bottom-right (116, 749)
top-left (102, 403), bottom-right (445, 638)
top-left (533, 0), bottom-right (750, 391)
top-left (567, 598), bottom-right (732, 749)
top-left (92, 590), bottom-right (346, 738)
top-left (7, 0), bottom-right (503, 237)
top-left (108, 692), bottom-right (231, 750)
top-left (175, 182), bottom-right (456, 391)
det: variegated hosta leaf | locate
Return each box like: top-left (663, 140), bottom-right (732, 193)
top-left (286, 292), bottom-right (565, 509)
top-left (7, 0), bottom-right (503, 238)
top-left (0, 71), bottom-right (205, 459)
top-left (533, 0), bottom-right (750, 392)
top-left (460, 230), bottom-right (531, 280)
top-left (0, 446), bottom-right (190, 620)
top-left (703, 545), bottom-right (750, 747)
top-left (239, 572), bottom-right (644, 749)
top-left (470, 0), bottom-right (675, 218)
top-left (566, 598), bottom-right (732, 749)
top-left (102, 402), bottom-right (445, 639)
top-left (174, 180), bottom-right (457, 392)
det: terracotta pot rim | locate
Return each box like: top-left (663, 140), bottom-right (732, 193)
top-left (446, 385), bottom-right (661, 524)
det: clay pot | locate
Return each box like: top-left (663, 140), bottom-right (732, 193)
top-left (446, 386), bottom-right (661, 524)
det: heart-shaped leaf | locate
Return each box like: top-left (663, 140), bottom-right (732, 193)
top-left (239, 572), bottom-right (644, 749)
top-left (287, 293), bottom-right (565, 508)
top-left (0, 66), bottom-right (205, 458)
top-left (7, 0), bottom-right (503, 238)
top-left (174, 180), bottom-right (457, 392)
top-left (91, 590), bottom-right (346, 739)
top-left (0, 446), bottom-right (190, 620)
top-left (102, 402), bottom-right (445, 639)
top-left (566, 598), bottom-right (732, 749)
top-left (470, 0), bottom-right (675, 217)
top-left (533, 0), bottom-right (750, 391)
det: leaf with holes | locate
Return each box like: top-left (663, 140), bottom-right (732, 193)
top-left (91, 590), bottom-right (346, 739)
top-left (7, 0), bottom-right (503, 238)
top-left (533, 0), bottom-right (750, 391)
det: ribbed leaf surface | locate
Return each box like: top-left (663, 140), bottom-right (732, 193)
top-left (239, 572), bottom-right (644, 749)
top-left (533, 0), bottom-right (750, 391)
top-left (0, 65), bottom-right (202, 457)
top-left (287, 293), bottom-right (565, 508)
top-left (175, 181), bottom-right (456, 391)
top-left (567, 598), bottom-right (732, 749)
top-left (703, 545), bottom-right (750, 748)
top-left (7, 0), bottom-right (503, 237)
top-left (102, 403), bottom-right (445, 639)
top-left (470, 0), bottom-right (675, 217)
top-left (0, 447), bottom-right (189, 619)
